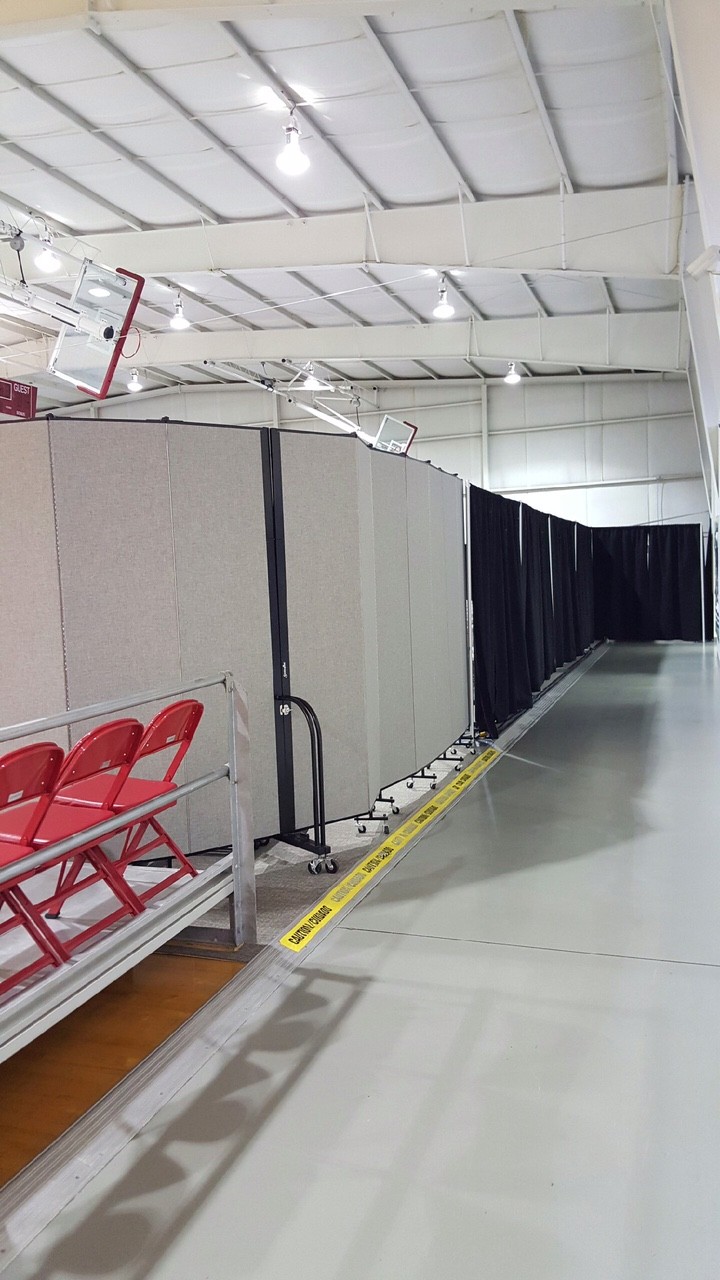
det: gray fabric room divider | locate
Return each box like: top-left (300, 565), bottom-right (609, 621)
top-left (0, 418), bottom-right (470, 847)
top-left (0, 422), bottom-right (68, 746)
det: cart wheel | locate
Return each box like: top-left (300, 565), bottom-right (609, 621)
top-left (407, 780), bottom-right (414, 789)
top-left (357, 823), bottom-right (366, 834)
top-left (383, 824), bottom-right (390, 835)
top-left (325, 858), bottom-right (338, 874)
top-left (392, 805), bottom-right (400, 815)
top-left (308, 861), bottom-right (321, 875)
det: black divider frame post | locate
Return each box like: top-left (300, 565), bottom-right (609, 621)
top-left (260, 427), bottom-right (295, 833)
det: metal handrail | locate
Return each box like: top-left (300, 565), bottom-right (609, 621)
top-left (0, 672), bottom-right (230, 743)
top-left (0, 671), bottom-right (256, 944)
top-left (0, 767), bottom-right (227, 888)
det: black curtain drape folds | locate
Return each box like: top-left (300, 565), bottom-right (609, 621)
top-left (704, 526), bottom-right (713, 641)
top-left (520, 503), bottom-right (556, 690)
top-left (575, 524), bottom-right (596, 652)
top-left (470, 479), bottom-right (704, 736)
top-left (470, 487), bottom-right (532, 736)
top-left (593, 524), bottom-right (702, 641)
top-left (549, 515), bottom-right (579, 665)
top-left (593, 526), bottom-right (653, 641)
top-left (647, 525), bottom-right (703, 641)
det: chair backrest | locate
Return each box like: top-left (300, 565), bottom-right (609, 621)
top-left (133, 700), bottom-right (204, 782)
top-left (0, 742), bottom-right (65, 843)
top-left (57, 718), bottom-right (143, 806)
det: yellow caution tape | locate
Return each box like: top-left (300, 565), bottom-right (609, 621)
top-left (279, 746), bottom-right (500, 952)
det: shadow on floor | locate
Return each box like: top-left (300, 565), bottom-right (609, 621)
top-left (13, 964), bottom-right (368, 1280)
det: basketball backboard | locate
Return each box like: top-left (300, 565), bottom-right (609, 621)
top-left (372, 414), bottom-right (418, 455)
top-left (47, 262), bottom-right (144, 399)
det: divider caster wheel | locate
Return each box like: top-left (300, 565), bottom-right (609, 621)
top-left (430, 782), bottom-right (437, 791)
top-left (392, 804), bottom-right (400, 815)
top-left (308, 860), bottom-right (322, 875)
top-left (357, 823), bottom-right (366, 834)
top-left (455, 762), bottom-right (462, 771)
top-left (406, 780), bottom-right (414, 789)
top-left (325, 858), bottom-right (338, 874)
top-left (383, 824), bottom-right (390, 835)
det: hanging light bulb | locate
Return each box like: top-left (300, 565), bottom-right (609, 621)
top-left (276, 111), bottom-right (310, 176)
top-left (169, 294), bottom-right (190, 330)
top-left (433, 275), bottom-right (455, 320)
top-left (127, 368), bottom-right (142, 392)
top-left (35, 238), bottom-right (60, 273)
top-left (302, 364), bottom-right (323, 391)
top-left (504, 361), bottom-right (521, 385)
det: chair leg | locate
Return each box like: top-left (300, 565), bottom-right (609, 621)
top-left (84, 847), bottom-right (146, 916)
top-left (116, 816), bottom-right (197, 902)
top-left (4, 885), bottom-right (70, 965)
top-left (46, 854), bottom-right (86, 918)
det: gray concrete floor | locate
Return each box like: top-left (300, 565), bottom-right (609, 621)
top-left (4, 643), bottom-right (720, 1280)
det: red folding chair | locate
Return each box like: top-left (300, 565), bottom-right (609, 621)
top-left (29, 718), bottom-right (147, 927)
top-left (57, 700), bottom-right (203, 903)
top-left (0, 741), bottom-right (70, 998)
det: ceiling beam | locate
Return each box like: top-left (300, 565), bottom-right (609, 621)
top-left (0, 53), bottom-right (223, 226)
top-left (359, 17), bottom-right (476, 201)
top-left (517, 274), bottom-right (549, 315)
top-left (359, 266), bottom-right (438, 378)
top-left (220, 21), bottom-right (388, 211)
top-left (445, 272), bottom-right (488, 321)
top-left (652, 5), bottom-right (680, 188)
top-left (30, 187), bottom-right (682, 282)
top-left (504, 9), bottom-right (575, 195)
top-left (598, 277), bottom-right (617, 313)
top-left (0, 132), bottom-right (146, 230)
top-left (284, 271), bottom-right (395, 378)
top-left (0, 1), bottom-right (651, 41)
top-left (1, 312), bottom-right (689, 379)
top-left (85, 27), bottom-right (304, 219)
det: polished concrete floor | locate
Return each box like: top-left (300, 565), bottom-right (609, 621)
top-left (3, 643), bottom-right (719, 1279)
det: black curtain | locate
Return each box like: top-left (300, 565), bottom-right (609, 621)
top-left (575, 523), bottom-right (596, 652)
top-left (549, 515), bottom-right (579, 664)
top-left (594, 524), bottom-right (702, 641)
top-left (520, 503), bottom-right (555, 690)
top-left (704, 526), bottom-right (713, 641)
top-left (470, 487), bottom-right (532, 736)
top-left (648, 525), bottom-right (703, 641)
top-left (593, 526), bottom-right (652, 641)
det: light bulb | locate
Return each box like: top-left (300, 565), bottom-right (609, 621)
top-left (504, 362), bottom-right (521, 385)
top-left (302, 365), bottom-right (323, 391)
top-left (128, 369), bottom-right (142, 392)
top-left (433, 286), bottom-right (454, 320)
top-left (89, 285), bottom-right (111, 298)
top-left (170, 296), bottom-right (190, 330)
top-left (35, 240), bottom-right (60, 273)
top-left (276, 117), bottom-right (310, 176)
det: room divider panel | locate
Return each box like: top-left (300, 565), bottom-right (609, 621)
top-left (280, 431), bottom-right (378, 830)
top-left (167, 424), bottom-right (278, 843)
top-left (1, 418), bottom-right (471, 848)
top-left (0, 422), bottom-right (67, 745)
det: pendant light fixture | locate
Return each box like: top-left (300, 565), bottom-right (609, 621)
top-left (432, 274), bottom-right (454, 320)
top-left (276, 110), bottom-right (310, 176)
top-left (302, 364), bottom-right (323, 391)
top-left (127, 368), bottom-right (142, 392)
top-left (169, 294), bottom-right (190, 330)
top-left (504, 361), bottom-right (521, 385)
top-left (35, 237), bottom-right (60, 273)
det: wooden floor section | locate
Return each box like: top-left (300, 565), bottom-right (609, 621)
top-left (0, 952), bottom-right (241, 1188)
